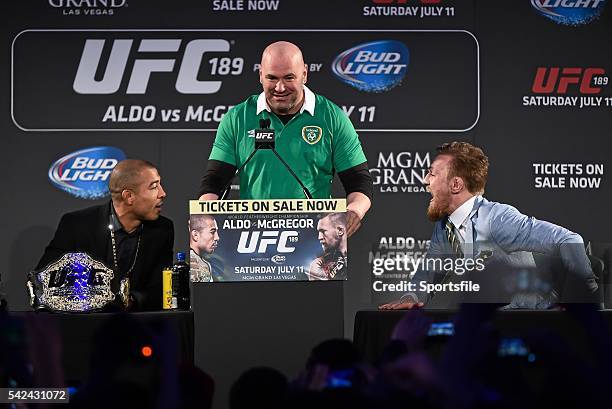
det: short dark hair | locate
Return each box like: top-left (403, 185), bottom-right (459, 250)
top-left (190, 215), bottom-right (216, 233)
top-left (437, 142), bottom-right (489, 194)
top-left (108, 159), bottom-right (157, 201)
top-left (320, 213), bottom-right (347, 228)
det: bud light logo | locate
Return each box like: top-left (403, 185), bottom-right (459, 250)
top-left (271, 254), bottom-right (286, 265)
top-left (332, 41), bottom-right (409, 93)
top-left (531, 0), bottom-right (605, 26)
top-left (49, 147), bottom-right (126, 199)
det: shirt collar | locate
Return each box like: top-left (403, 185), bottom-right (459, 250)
top-left (109, 202), bottom-right (143, 234)
top-left (449, 195), bottom-right (479, 229)
top-left (256, 85), bottom-right (315, 116)
top-left (109, 202), bottom-right (123, 233)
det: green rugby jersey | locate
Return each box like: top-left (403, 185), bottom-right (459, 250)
top-left (209, 86), bottom-right (367, 199)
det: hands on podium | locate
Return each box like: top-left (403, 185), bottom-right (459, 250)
top-left (346, 191), bottom-right (370, 238)
top-left (345, 210), bottom-right (362, 238)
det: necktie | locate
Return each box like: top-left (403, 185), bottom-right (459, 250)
top-left (432, 219), bottom-right (464, 294)
top-left (445, 219), bottom-right (464, 258)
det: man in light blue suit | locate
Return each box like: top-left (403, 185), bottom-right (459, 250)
top-left (380, 142), bottom-right (598, 310)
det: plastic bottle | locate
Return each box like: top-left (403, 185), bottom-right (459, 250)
top-left (172, 252), bottom-right (190, 310)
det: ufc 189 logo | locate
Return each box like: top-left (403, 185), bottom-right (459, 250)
top-left (73, 39), bottom-right (245, 94)
top-left (237, 231), bottom-right (298, 253)
top-left (531, 67), bottom-right (607, 94)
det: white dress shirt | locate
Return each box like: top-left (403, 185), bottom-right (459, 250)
top-left (448, 195), bottom-right (480, 257)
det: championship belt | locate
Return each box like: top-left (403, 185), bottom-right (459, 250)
top-left (27, 252), bottom-right (119, 312)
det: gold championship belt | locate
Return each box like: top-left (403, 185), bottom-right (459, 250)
top-left (27, 252), bottom-right (129, 312)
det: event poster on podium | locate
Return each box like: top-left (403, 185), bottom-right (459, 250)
top-left (189, 199), bottom-right (347, 282)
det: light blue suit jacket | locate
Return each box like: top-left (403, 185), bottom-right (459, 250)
top-left (407, 196), bottom-right (597, 306)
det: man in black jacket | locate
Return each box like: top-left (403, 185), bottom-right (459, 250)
top-left (36, 159), bottom-right (174, 311)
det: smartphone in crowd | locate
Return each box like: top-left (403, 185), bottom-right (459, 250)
top-left (326, 368), bottom-right (355, 389)
top-left (427, 321), bottom-right (455, 337)
top-left (497, 337), bottom-right (536, 362)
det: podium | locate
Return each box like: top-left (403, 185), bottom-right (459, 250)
top-left (189, 199), bottom-right (347, 409)
top-left (192, 281), bottom-right (343, 409)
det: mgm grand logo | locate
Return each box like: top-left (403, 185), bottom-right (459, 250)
top-left (369, 151), bottom-right (430, 193)
top-left (48, 0), bottom-right (128, 16)
top-left (27, 253), bottom-right (117, 312)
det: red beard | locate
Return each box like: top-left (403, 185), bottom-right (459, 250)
top-left (427, 195), bottom-right (450, 222)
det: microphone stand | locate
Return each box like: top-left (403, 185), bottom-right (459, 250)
top-left (219, 118), bottom-right (313, 200)
top-left (219, 148), bottom-right (259, 200)
top-left (269, 149), bottom-right (313, 199)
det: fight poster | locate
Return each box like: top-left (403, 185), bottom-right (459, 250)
top-left (188, 199), bottom-right (347, 282)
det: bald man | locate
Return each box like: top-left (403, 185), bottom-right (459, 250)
top-left (199, 41), bottom-right (372, 237)
top-left (36, 159), bottom-right (174, 311)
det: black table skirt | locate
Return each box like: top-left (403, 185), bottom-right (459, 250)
top-left (10, 310), bottom-right (194, 384)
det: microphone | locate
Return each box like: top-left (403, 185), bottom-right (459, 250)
top-left (255, 119), bottom-right (275, 150)
top-left (219, 117), bottom-right (313, 200)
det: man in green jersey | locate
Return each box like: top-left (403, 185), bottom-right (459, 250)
top-left (199, 41), bottom-right (372, 236)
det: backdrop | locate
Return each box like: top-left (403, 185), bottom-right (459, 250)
top-left (2, 0), bottom-right (611, 336)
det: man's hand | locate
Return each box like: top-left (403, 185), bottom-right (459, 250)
top-left (346, 209), bottom-right (362, 237)
top-left (346, 191), bottom-right (370, 237)
top-left (378, 300), bottom-right (425, 310)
